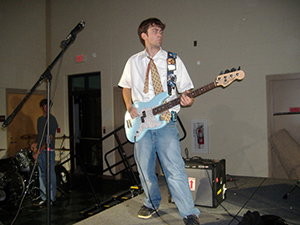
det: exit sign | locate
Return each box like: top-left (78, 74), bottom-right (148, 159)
top-left (290, 107), bottom-right (300, 112)
top-left (75, 54), bottom-right (86, 63)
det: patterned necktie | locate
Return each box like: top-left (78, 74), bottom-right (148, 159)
top-left (144, 57), bottom-right (171, 122)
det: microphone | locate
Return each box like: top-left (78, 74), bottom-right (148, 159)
top-left (61, 20), bottom-right (85, 46)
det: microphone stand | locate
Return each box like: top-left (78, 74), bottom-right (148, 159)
top-left (2, 33), bottom-right (77, 225)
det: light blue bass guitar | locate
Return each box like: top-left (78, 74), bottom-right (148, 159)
top-left (124, 68), bottom-right (245, 143)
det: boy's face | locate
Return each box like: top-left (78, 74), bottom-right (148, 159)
top-left (41, 104), bottom-right (47, 114)
top-left (142, 25), bottom-right (163, 49)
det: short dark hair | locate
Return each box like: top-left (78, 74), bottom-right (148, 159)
top-left (138, 18), bottom-right (166, 46)
top-left (39, 99), bottom-right (52, 107)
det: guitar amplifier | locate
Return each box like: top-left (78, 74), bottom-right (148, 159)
top-left (168, 157), bottom-right (226, 208)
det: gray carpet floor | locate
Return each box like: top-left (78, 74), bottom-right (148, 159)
top-left (75, 175), bottom-right (300, 225)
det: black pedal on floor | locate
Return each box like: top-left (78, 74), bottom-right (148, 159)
top-left (129, 185), bottom-right (144, 196)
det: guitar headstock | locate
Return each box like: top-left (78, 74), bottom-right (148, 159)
top-left (215, 67), bottom-right (245, 87)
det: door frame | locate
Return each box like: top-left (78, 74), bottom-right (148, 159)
top-left (6, 88), bottom-right (45, 158)
top-left (266, 73), bottom-right (300, 178)
top-left (68, 72), bottom-right (101, 174)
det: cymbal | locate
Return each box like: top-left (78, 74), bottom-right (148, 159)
top-left (20, 134), bottom-right (37, 140)
top-left (55, 135), bottom-right (73, 139)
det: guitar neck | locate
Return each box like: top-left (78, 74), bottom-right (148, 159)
top-left (152, 81), bottom-right (217, 116)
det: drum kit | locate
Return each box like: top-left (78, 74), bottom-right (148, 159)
top-left (0, 133), bottom-right (71, 208)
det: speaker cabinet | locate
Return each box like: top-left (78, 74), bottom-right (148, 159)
top-left (169, 158), bottom-right (226, 208)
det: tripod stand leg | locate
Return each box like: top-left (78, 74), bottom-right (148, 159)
top-left (76, 155), bottom-right (101, 207)
top-left (0, 207), bottom-right (10, 215)
top-left (283, 180), bottom-right (300, 199)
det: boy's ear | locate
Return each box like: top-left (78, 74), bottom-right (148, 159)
top-left (141, 32), bottom-right (147, 41)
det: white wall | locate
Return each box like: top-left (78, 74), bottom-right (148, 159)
top-left (1, 0), bottom-right (300, 177)
top-left (0, 0), bottom-right (46, 153)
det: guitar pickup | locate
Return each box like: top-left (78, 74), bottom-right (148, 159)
top-left (126, 120), bottom-right (132, 128)
top-left (141, 110), bottom-right (146, 123)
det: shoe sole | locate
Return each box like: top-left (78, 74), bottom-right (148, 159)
top-left (138, 210), bottom-right (156, 219)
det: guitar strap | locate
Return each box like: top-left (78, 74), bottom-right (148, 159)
top-left (167, 52), bottom-right (178, 122)
top-left (167, 52), bottom-right (177, 96)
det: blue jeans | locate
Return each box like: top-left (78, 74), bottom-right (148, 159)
top-left (135, 121), bottom-right (200, 218)
top-left (38, 150), bottom-right (56, 202)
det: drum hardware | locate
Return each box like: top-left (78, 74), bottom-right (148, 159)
top-left (3, 164), bottom-right (41, 225)
top-left (0, 172), bottom-right (7, 202)
top-left (13, 149), bottom-right (33, 173)
top-left (55, 134), bottom-right (74, 163)
top-left (0, 172), bottom-right (5, 181)
top-left (55, 147), bottom-right (71, 163)
top-left (0, 172), bottom-right (8, 187)
top-left (0, 189), bottom-right (6, 202)
top-left (54, 134), bottom-right (74, 165)
top-left (0, 171), bottom-right (25, 207)
top-left (0, 148), bottom-right (38, 208)
top-left (0, 144), bottom-right (71, 210)
top-left (21, 164), bottom-right (41, 202)
top-left (55, 165), bottom-right (71, 195)
top-left (20, 134), bottom-right (37, 151)
top-left (0, 159), bottom-right (19, 178)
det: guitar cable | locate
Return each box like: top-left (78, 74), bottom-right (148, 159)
top-left (227, 177), bottom-right (266, 225)
top-left (202, 166), bottom-right (241, 224)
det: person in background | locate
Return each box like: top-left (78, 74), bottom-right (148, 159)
top-left (31, 99), bottom-right (58, 207)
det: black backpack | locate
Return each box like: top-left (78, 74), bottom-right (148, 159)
top-left (238, 211), bottom-right (288, 225)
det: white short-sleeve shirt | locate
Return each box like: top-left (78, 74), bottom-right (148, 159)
top-left (118, 48), bottom-right (194, 113)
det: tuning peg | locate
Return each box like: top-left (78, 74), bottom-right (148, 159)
top-left (231, 68), bottom-right (236, 72)
top-left (238, 66), bottom-right (241, 70)
top-left (224, 69), bottom-right (230, 74)
top-left (219, 71), bottom-right (224, 75)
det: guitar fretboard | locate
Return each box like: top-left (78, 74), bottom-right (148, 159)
top-left (152, 82), bottom-right (217, 115)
